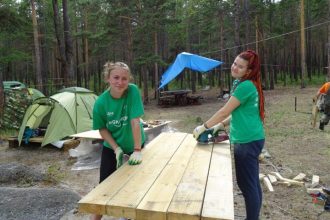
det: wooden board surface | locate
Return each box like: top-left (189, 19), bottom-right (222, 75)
top-left (167, 142), bottom-right (213, 220)
top-left (136, 134), bottom-right (197, 220)
top-left (78, 132), bottom-right (234, 220)
top-left (202, 140), bottom-right (234, 220)
top-left (105, 132), bottom-right (187, 219)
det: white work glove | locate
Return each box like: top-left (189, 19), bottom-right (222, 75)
top-left (193, 124), bottom-right (207, 140)
top-left (115, 147), bottom-right (124, 169)
top-left (128, 151), bottom-right (142, 165)
top-left (211, 122), bottom-right (225, 135)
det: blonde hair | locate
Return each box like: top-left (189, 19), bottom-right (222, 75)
top-left (103, 61), bottom-right (132, 81)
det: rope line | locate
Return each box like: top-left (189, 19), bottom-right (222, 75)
top-left (201, 20), bottom-right (330, 56)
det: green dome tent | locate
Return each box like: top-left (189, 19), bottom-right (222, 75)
top-left (17, 87), bottom-right (97, 146)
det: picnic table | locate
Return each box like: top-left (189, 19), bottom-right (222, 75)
top-left (78, 132), bottom-right (234, 220)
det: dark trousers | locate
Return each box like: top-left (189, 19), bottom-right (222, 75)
top-left (99, 144), bottom-right (145, 183)
top-left (99, 147), bottom-right (117, 183)
top-left (234, 139), bottom-right (264, 220)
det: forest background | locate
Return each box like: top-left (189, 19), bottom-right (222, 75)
top-left (0, 0), bottom-right (330, 104)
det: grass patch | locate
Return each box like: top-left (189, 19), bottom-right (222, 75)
top-left (45, 163), bottom-right (65, 184)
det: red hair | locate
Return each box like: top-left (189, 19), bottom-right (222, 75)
top-left (239, 50), bottom-right (265, 122)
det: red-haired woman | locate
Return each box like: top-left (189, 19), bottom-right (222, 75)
top-left (193, 50), bottom-right (265, 220)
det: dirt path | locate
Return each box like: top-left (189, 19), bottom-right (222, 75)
top-left (0, 86), bottom-right (330, 219)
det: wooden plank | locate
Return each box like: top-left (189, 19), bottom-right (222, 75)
top-left (167, 142), bottom-right (213, 220)
top-left (271, 172), bottom-right (304, 186)
top-left (311, 175), bottom-right (320, 188)
top-left (262, 177), bottom-right (274, 192)
top-left (104, 132), bottom-right (188, 219)
top-left (7, 136), bottom-right (43, 143)
top-left (267, 174), bottom-right (277, 184)
top-left (78, 132), bottom-right (186, 216)
top-left (293, 173), bottom-right (306, 181)
top-left (202, 140), bottom-right (234, 220)
top-left (136, 134), bottom-right (197, 220)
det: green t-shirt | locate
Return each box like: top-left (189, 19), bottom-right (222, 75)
top-left (230, 80), bottom-right (265, 144)
top-left (93, 83), bottom-right (145, 153)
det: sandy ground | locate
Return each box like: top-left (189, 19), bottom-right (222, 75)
top-left (0, 85), bottom-right (330, 220)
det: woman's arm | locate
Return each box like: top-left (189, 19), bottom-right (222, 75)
top-left (131, 118), bottom-right (142, 151)
top-left (204, 96), bottom-right (240, 128)
top-left (99, 128), bottom-right (119, 151)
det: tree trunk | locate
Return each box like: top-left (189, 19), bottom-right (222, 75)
top-left (328, 0), bottom-right (330, 80)
top-left (243, 0), bottom-right (250, 48)
top-left (255, 17), bottom-right (259, 53)
top-left (218, 8), bottom-right (224, 93)
top-left (52, 0), bottom-right (67, 87)
top-left (154, 31), bottom-right (159, 100)
top-left (62, 0), bottom-right (74, 85)
top-left (234, 0), bottom-right (241, 55)
top-left (31, 0), bottom-right (43, 92)
top-left (84, 11), bottom-right (89, 88)
top-left (300, 0), bottom-right (306, 88)
top-left (39, 1), bottom-right (49, 95)
top-left (0, 72), bottom-right (4, 120)
top-left (142, 66), bottom-right (148, 104)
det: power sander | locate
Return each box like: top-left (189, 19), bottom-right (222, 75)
top-left (197, 128), bottom-right (229, 144)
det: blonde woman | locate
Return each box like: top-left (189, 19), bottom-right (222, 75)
top-left (92, 62), bottom-right (145, 220)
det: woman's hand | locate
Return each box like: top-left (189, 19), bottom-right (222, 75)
top-left (128, 150), bottom-right (142, 165)
top-left (211, 122), bottom-right (225, 135)
top-left (193, 124), bottom-right (207, 140)
top-left (115, 147), bottom-right (124, 169)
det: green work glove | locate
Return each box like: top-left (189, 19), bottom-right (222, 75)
top-left (128, 151), bottom-right (142, 165)
top-left (211, 122), bottom-right (225, 135)
top-left (115, 147), bottom-right (124, 169)
top-left (193, 124), bottom-right (207, 140)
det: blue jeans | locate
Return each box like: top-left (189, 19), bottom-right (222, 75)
top-left (234, 139), bottom-right (264, 220)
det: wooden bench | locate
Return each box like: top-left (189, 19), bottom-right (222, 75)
top-left (78, 132), bottom-right (234, 220)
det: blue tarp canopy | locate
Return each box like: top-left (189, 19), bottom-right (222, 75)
top-left (159, 52), bottom-right (223, 89)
